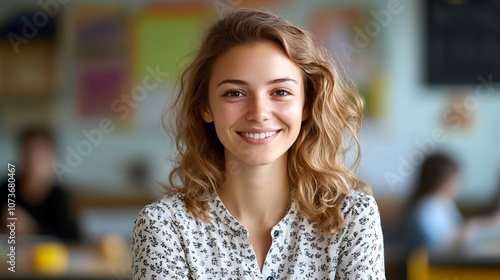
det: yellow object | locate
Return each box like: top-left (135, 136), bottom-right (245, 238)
top-left (408, 248), bottom-right (500, 280)
top-left (408, 248), bottom-right (428, 280)
top-left (33, 243), bottom-right (68, 275)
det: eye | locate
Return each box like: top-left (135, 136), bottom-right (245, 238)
top-left (223, 90), bottom-right (245, 97)
top-left (272, 89), bottom-right (291, 97)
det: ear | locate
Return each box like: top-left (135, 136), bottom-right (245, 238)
top-left (301, 86), bottom-right (310, 121)
top-left (202, 107), bottom-right (214, 123)
top-left (302, 106), bottom-right (310, 121)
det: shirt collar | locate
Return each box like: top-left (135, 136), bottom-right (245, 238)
top-left (210, 195), bottom-right (248, 235)
top-left (209, 195), bottom-right (298, 237)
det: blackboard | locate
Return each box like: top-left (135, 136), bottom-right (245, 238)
top-left (425, 0), bottom-right (500, 84)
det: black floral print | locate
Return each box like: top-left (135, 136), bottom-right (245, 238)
top-left (132, 191), bottom-right (385, 279)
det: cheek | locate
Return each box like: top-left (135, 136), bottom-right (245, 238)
top-left (280, 102), bottom-right (304, 125)
top-left (212, 105), bottom-right (241, 131)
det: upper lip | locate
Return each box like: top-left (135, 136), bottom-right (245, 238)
top-left (237, 129), bottom-right (281, 133)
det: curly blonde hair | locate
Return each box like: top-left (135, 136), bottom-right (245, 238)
top-left (164, 8), bottom-right (369, 233)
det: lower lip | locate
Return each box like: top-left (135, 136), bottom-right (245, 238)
top-left (238, 130), bottom-right (281, 144)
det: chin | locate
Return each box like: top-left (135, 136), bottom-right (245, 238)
top-left (246, 160), bottom-right (275, 167)
top-left (241, 154), bottom-right (284, 167)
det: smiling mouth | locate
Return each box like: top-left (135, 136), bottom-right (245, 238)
top-left (238, 130), bottom-right (281, 140)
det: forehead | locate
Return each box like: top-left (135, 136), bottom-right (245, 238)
top-left (209, 41), bottom-right (303, 86)
top-left (23, 136), bottom-right (54, 151)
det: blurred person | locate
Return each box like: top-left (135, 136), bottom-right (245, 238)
top-left (404, 154), bottom-right (500, 255)
top-left (132, 8), bottom-right (385, 279)
top-left (0, 126), bottom-right (79, 242)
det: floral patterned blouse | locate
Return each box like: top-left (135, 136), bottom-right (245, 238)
top-left (132, 191), bottom-right (385, 279)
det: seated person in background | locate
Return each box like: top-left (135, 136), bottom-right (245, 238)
top-left (0, 126), bottom-right (79, 242)
top-left (404, 153), bottom-right (500, 255)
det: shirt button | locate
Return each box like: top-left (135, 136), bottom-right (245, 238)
top-left (266, 277), bottom-right (274, 280)
top-left (273, 230), bottom-right (279, 238)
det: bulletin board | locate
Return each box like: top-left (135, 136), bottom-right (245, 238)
top-left (73, 5), bottom-right (133, 120)
top-left (309, 8), bottom-right (386, 118)
top-left (133, 4), bottom-right (217, 84)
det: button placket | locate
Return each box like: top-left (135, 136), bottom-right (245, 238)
top-left (240, 227), bottom-right (260, 278)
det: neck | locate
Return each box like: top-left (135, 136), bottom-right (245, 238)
top-left (433, 186), bottom-right (454, 200)
top-left (20, 173), bottom-right (54, 205)
top-left (218, 153), bottom-right (291, 228)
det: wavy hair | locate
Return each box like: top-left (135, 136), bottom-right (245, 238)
top-left (164, 8), bottom-right (369, 233)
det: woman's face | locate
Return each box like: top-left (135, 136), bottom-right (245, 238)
top-left (443, 171), bottom-right (461, 198)
top-left (204, 40), bottom-right (306, 167)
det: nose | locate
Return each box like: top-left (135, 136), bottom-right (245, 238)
top-left (246, 94), bottom-right (271, 122)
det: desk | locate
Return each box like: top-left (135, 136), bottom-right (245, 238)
top-left (408, 239), bottom-right (500, 280)
top-left (0, 237), bottom-right (131, 279)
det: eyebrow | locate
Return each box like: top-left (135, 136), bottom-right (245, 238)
top-left (216, 78), bottom-right (298, 88)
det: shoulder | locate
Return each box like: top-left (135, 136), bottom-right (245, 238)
top-left (136, 192), bottom-right (190, 222)
top-left (413, 196), bottom-right (455, 217)
top-left (340, 190), bottom-right (380, 219)
top-left (338, 190), bottom-right (382, 232)
top-left (132, 193), bottom-right (195, 243)
top-left (48, 186), bottom-right (70, 200)
top-left (335, 191), bottom-right (386, 276)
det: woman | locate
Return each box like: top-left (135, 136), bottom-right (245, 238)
top-left (132, 9), bottom-right (385, 279)
top-left (0, 127), bottom-right (79, 242)
top-left (404, 154), bottom-right (500, 255)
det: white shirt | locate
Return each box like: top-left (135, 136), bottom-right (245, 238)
top-left (132, 191), bottom-right (385, 279)
top-left (414, 196), bottom-right (464, 249)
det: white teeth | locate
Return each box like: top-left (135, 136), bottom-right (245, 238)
top-left (242, 130), bottom-right (277, 140)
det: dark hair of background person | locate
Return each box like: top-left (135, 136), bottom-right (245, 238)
top-left (407, 153), bottom-right (459, 207)
top-left (17, 125), bottom-right (57, 152)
